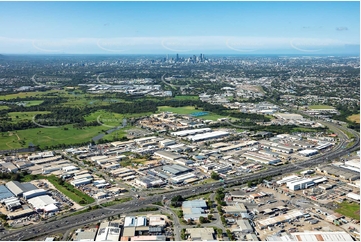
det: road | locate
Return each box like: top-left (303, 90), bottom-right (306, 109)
top-left (0, 122), bottom-right (359, 241)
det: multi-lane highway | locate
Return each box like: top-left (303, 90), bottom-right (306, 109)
top-left (0, 122), bottom-right (359, 241)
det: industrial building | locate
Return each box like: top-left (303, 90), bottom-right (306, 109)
top-left (187, 131), bottom-right (229, 142)
top-left (159, 139), bottom-right (176, 148)
top-left (186, 228), bottom-right (215, 241)
top-left (182, 200), bottom-right (207, 221)
top-left (0, 185), bottom-right (15, 202)
top-left (298, 149), bottom-right (319, 157)
top-left (171, 128), bottom-right (211, 137)
top-left (171, 172), bottom-right (196, 184)
top-left (74, 229), bottom-right (97, 241)
top-left (153, 151), bottom-right (183, 161)
top-left (5, 181), bottom-right (37, 197)
top-left (287, 178), bottom-right (315, 191)
top-left (317, 165), bottom-right (360, 181)
top-left (162, 164), bottom-right (191, 176)
top-left (223, 203), bottom-right (248, 215)
top-left (231, 219), bottom-right (253, 233)
top-left (243, 152), bottom-right (281, 165)
top-left (95, 221), bottom-right (122, 241)
top-left (134, 176), bottom-right (165, 188)
top-left (23, 189), bottom-right (48, 200)
top-left (256, 209), bottom-right (304, 229)
top-left (276, 175), bottom-right (300, 185)
top-left (71, 178), bottom-right (93, 187)
top-left (27, 195), bottom-right (59, 212)
top-left (267, 231), bottom-right (354, 241)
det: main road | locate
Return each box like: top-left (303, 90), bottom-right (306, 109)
top-left (0, 122), bottom-right (359, 241)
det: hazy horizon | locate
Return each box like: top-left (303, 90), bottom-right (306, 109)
top-left (0, 1), bottom-right (359, 55)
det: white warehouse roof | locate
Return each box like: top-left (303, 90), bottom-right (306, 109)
top-left (28, 195), bottom-right (58, 210)
top-left (187, 131), bottom-right (229, 142)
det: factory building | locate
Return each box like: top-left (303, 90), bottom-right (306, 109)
top-left (171, 128), bottom-right (211, 137)
top-left (182, 200), bottom-right (207, 221)
top-left (154, 151), bottom-right (184, 161)
top-left (317, 165), bottom-right (360, 181)
top-left (171, 173), bottom-right (196, 184)
top-left (71, 178), bottom-right (93, 187)
top-left (95, 221), bottom-right (122, 241)
top-left (134, 176), bottom-right (165, 188)
top-left (162, 164), bottom-right (191, 176)
top-left (298, 149), bottom-right (319, 157)
top-left (267, 231), bottom-right (354, 241)
top-left (23, 189), bottom-right (48, 200)
top-left (231, 219), bottom-right (253, 233)
top-left (0, 185), bottom-right (15, 202)
top-left (287, 178), bottom-right (315, 191)
top-left (187, 131), bottom-right (229, 142)
top-left (186, 228), bottom-right (215, 241)
top-left (27, 195), bottom-right (59, 212)
top-left (243, 152), bottom-right (281, 165)
top-left (256, 209), bottom-right (304, 229)
top-left (159, 139), bottom-right (176, 148)
top-left (5, 181), bottom-right (37, 197)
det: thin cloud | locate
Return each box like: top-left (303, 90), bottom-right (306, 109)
top-left (336, 27), bottom-right (348, 31)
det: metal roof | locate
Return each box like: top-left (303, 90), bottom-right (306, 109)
top-left (0, 185), bottom-right (14, 201)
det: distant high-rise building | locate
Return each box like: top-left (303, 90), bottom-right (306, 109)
top-left (176, 54), bottom-right (179, 61)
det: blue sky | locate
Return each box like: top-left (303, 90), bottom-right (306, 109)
top-left (0, 1), bottom-right (359, 54)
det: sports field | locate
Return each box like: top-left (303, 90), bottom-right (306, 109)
top-left (347, 114), bottom-right (360, 124)
top-left (309, 105), bottom-right (334, 109)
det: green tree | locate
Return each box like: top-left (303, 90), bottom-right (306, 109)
top-left (199, 216), bottom-right (206, 224)
top-left (211, 172), bottom-right (220, 180)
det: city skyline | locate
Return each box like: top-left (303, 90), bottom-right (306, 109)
top-left (0, 1), bottom-right (359, 55)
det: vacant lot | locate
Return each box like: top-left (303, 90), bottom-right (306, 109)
top-left (347, 114), bottom-right (360, 124)
top-left (335, 201), bottom-right (360, 220)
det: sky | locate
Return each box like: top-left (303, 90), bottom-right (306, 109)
top-left (0, 1), bottom-right (359, 55)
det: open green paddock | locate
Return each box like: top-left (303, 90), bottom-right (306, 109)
top-left (8, 111), bottom-right (51, 123)
top-left (21, 100), bottom-right (44, 106)
top-left (308, 105), bottom-right (335, 110)
top-left (158, 106), bottom-right (227, 121)
top-left (173, 95), bottom-right (199, 101)
top-left (0, 105), bottom-right (10, 110)
top-left (0, 124), bottom-right (114, 150)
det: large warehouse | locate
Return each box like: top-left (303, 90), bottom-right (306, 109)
top-left (243, 152), bottom-right (281, 165)
top-left (171, 128), bottom-right (211, 137)
top-left (187, 131), bottom-right (229, 142)
top-left (256, 209), bottom-right (304, 229)
top-left (0, 185), bottom-right (15, 202)
top-left (5, 181), bottom-right (38, 197)
top-left (27, 195), bottom-right (59, 211)
top-left (23, 189), bottom-right (48, 200)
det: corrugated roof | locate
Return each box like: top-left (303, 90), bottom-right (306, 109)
top-left (0, 185), bottom-right (14, 201)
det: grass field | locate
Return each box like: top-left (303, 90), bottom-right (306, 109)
top-left (158, 106), bottom-right (226, 121)
top-left (22, 100), bottom-right (44, 106)
top-left (347, 114), bottom-right (360, 124)
top-left (309, 105), bottom-right (334, 110)
top-left (0, 90), bottom-right (65, 100)
top-left (173, 95), bottom-right (199, 101)
top-left (8, 111), bottom-right (51, 122)
top-left (0, 105), bottom-right (9, 110)
top-left (335, 201), bottom-right (360, 220)
top-left (0, 124), bottom-right (108, 150)
top-left (46, 175), bottom-right (95, 205)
